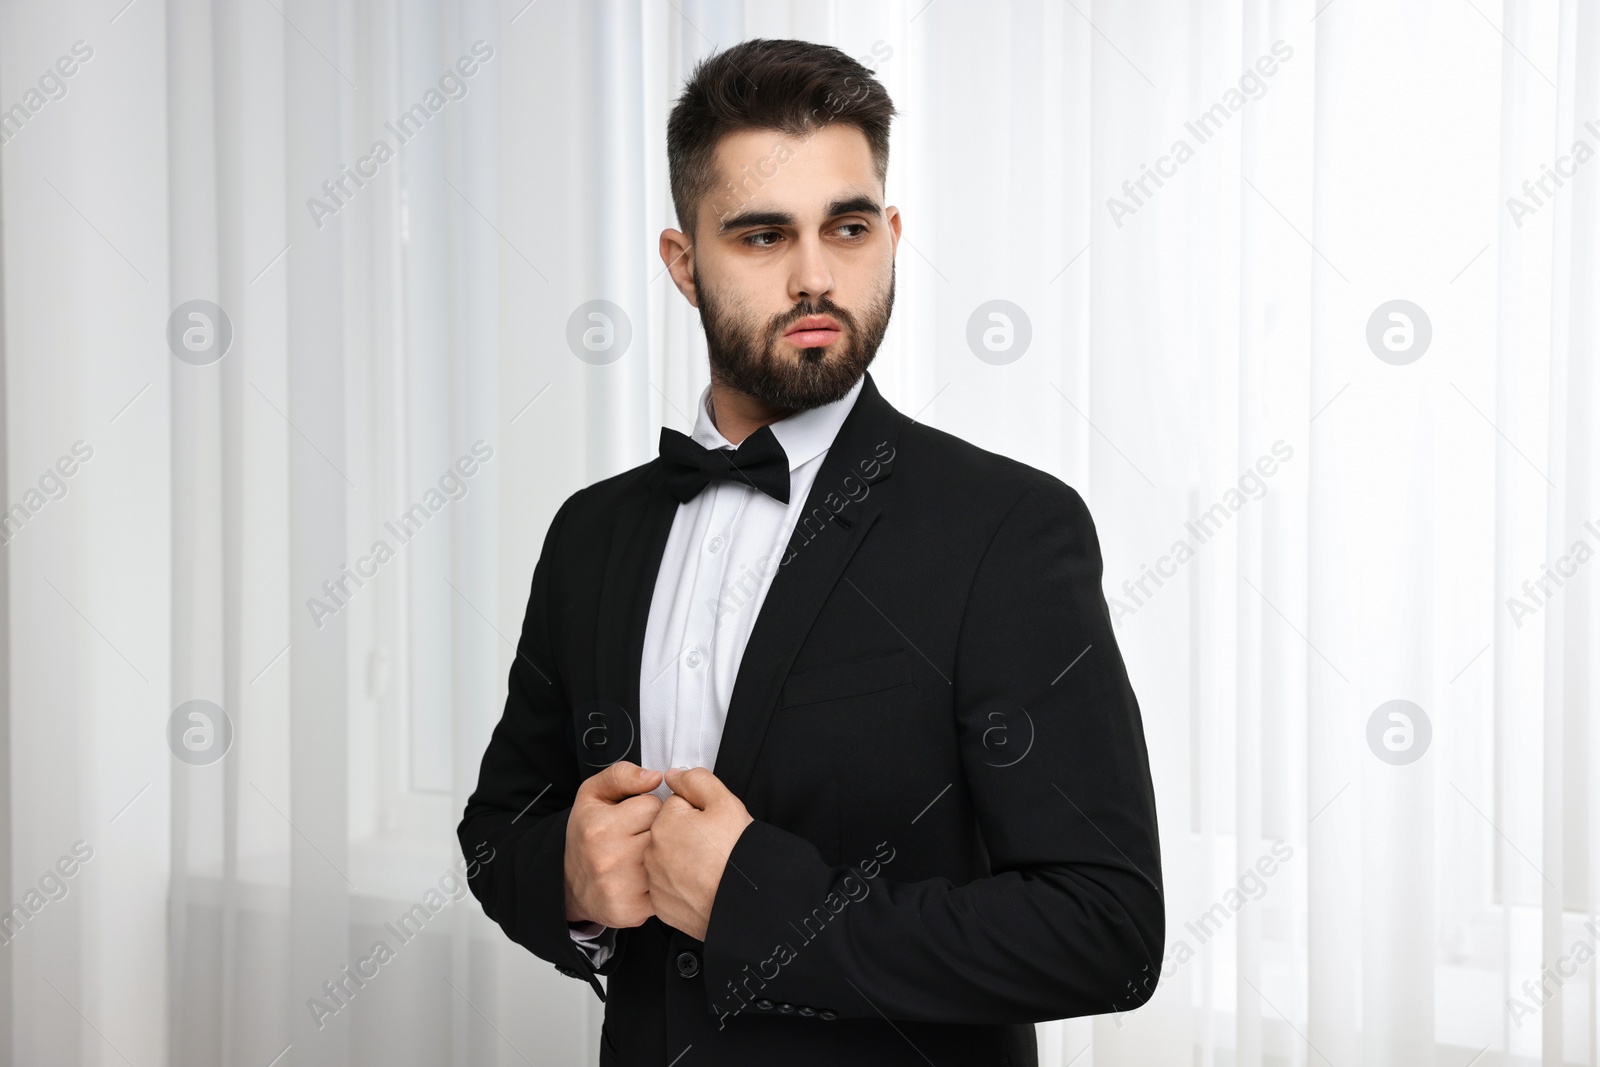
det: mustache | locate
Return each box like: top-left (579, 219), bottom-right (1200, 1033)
top-left (770, 300), bottom-right (855, 340)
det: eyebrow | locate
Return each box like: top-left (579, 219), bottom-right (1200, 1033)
top-left (717, 194), bottom-right (883, 235)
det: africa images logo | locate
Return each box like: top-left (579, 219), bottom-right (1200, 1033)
top-left (305, 41), bottom-right (495, 230)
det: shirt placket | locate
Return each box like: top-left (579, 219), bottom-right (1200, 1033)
top-left (671, 483), bottom-right (735, 771)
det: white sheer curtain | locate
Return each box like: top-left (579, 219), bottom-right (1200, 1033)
top-left (1, 1), bottom-right (1595, 1065)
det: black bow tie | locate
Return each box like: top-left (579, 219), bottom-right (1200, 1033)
top-left (658, 424), bottom-right (791, 505)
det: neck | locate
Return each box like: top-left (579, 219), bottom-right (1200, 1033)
top-left (707, 378), bottom-right (795, 446)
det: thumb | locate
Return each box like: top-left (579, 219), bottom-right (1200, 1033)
top-left (664, 766), bottom-right (722, 809)
top-left (585, 760), bottom-right (662, 803)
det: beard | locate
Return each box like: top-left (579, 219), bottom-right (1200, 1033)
top-left (694, 261), bottom-right (895, 412)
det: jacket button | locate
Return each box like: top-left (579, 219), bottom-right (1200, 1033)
top-left (777, 1002), bottom-right (795, 1013)
top-left (798, 1006), bottom-right (816, 1017)
top-left (755, 998), bottom-right (773, 1010)
top-left (674, 950), bottom-right (700, 978)
top-left (819, 1010), bottom-right (837, 1021)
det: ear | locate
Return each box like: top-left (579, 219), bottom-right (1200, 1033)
top-left (659, 228), bottom-right (698, 308)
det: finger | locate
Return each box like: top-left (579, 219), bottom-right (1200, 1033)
top-left (583, 761), bottom-right (664, 804)
top-left (656, 794), bottom-right (693, 818)
top-left (613, 792), bottom-right (665, 831)
top-left (662, 765), bottom-right (722, 809)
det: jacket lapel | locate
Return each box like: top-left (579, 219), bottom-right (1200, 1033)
top-left (712, 372), bottom-right (908, 800)
top-left (590, 464), bottom-right (678, 767)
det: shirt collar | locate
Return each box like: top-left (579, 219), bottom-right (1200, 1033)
top-left (690, 374), bottom-right (866, 472)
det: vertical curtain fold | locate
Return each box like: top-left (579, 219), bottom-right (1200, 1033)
top-left (283, 0), bottom-right (350, 1063)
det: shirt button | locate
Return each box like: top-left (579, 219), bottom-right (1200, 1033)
top-left (685, 649), bottom-right (702, 668)
top-left (798, 1006), bottom-right (816, 1017)
top-left (755, 998), bottom-right (773, 1010)
top-left (675, 950), bottom-right (700, 978)
top-left (777, 1003), bottom-right (795, 1014)
top-left (707, 534), bottom-right (724, 553)
top-left (819, 1010), bottom-right (837, 1021)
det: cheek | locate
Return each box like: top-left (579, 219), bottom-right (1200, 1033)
top-left (835, 273), bottom-right (885, 314)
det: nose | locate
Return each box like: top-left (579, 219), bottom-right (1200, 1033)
top-left (788, 233), bottom-right (834, 305)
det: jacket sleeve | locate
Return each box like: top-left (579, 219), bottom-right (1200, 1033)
top-left (699, 477), bottom-right (1165, 1024)
top-left (457, 497), bottom-right (624, 1000)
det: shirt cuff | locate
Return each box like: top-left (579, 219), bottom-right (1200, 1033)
top-left (567, 920), bottom-right (617, 966)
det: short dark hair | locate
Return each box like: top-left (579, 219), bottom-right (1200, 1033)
top-left (666, 38), bottom-right (897, 239)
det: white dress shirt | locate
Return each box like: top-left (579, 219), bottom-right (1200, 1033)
top-left (568, 374), bottom-right (866, 966)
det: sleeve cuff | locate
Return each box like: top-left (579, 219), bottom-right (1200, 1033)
top-left (568, 920), bottom-right (618, 966)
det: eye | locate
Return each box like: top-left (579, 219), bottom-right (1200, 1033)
top-left (742, 231), bottom-right (782, 248)
top-left (835, 223), bottom-right (869, 239)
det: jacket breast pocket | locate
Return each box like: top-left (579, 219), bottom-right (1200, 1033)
top-left (779, 648), bottom-right (912, 708)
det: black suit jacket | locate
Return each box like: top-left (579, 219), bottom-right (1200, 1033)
top-left (459, 371), bottom-right (1164, 1066)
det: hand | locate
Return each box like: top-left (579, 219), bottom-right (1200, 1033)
top-left (563, 760), bottom-right (665, 928)
top-left (643, 766), bottom-right (754, 941)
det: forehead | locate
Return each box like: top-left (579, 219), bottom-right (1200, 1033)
top-left (709, 124), bottom-right (879, 216)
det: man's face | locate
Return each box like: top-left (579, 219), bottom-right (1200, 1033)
top-left (664, 124), bottom-right (901, 412)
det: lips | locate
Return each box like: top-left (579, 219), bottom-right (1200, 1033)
top-left (784, 316), bottom-right (842, 347)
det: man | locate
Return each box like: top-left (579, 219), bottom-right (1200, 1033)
top-left (459, 37), bottom-right (1163, 1067)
